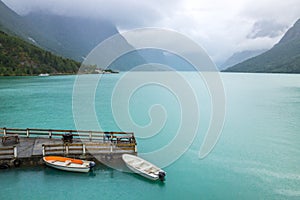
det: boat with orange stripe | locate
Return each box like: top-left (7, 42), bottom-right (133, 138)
top-left (43, 156), bottom-right (95, 173)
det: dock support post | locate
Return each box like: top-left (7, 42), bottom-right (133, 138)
top-left (3, 127), bottom-right (6, 136)
top-left (66, 145), bottom-right (69, 155)
top-left (26, 128), bottom-right (29, 137)
top-left (49, 131), bottom-right (52, 139)
top-left (82, 144), bottom-right (86, 155)
top-left (13, 146), bottom-right (17, 158)
top-left (42, 144), bottom-right (45, 156)
top-left (89, 131), bottom-right (92, 141)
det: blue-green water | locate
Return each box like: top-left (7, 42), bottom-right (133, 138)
top-left (0, 73), bottom-right (300, 199)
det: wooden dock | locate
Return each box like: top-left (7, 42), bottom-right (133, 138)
top-left (0, 127), bottom-right (137, 168)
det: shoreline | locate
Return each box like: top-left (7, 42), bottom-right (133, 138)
top-left (1, 71), bottom-right (300, 77)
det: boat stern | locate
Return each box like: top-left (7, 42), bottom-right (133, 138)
top-left (89, 161), bottom-right (96, 169)
top-left (158, 171), bottom-right (166, 181)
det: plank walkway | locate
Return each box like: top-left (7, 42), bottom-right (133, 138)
top-left (0, 128), bottom-right (137, 167)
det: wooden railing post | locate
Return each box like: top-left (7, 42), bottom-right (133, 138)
top-left (89, 131), bottom-right (92, 141)
top-left (42, 144), bottom-right (45, 156)
top-left (82, 144), bottom-right (86, 155)
top-left (26, 128), bottom-right (29, 137)
top-left (49, 131), bottom-right (52, 139)
top-left (3, 127), bottom-right (6, 136)
top-left (13, 146), bottom-right (17, 158)
top-left (66, 144), bottom-right (69, 155)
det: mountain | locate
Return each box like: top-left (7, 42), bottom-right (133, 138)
top-left (224, 19), bottom-right (300, 73)
top-left (0, 1), bottom-right (34, 40)
top-left (0, 1), bottom-right (146, 71)
top-left (0, 1), bottom-right (197, 71)
top-left (0, 1), bottom-right (125, 61)
top-left (220, 49), bottom-right (267, 70)
top-left (0, 0), bottom-right (119, 61)
top-left (23, 12), bottom-right (119, 61)
top-left (0, 30), bottom-right (80, 75)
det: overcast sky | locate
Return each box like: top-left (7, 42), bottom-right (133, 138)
top-left (3, 0), bottom-right (300, 64)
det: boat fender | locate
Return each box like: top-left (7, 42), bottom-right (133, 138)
top-left (0, 163), bottom-right (10, 169)
top-left (89, 161), bottom-right (96, 168)
top-left (158, 171), bottom-right (166, 181)
top-left (13, 159), bottom-right (21, 167)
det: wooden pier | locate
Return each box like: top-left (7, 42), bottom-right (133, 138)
top-left (0, 127), bottom-right (137, 168)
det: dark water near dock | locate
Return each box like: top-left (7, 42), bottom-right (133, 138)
top-left (0, 72), bottom-right (300, 199)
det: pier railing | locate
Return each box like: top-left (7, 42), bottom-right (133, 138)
top-left (0, 127), bottom-right (136, 143)
top-left (42, 142), bottom-right (136, 156)
top-left (0, 146), bottom-right (17, 159)
top-left (0, 128), bottom-right (137, 159)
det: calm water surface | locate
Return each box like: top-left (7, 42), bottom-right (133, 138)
top-left (0, 72), bottom-right (300, 200)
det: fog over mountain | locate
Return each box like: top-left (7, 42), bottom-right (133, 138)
top-left (3, 0), bottom-right (300, 65)
top-left (225, 19), bottom-right (300, 73)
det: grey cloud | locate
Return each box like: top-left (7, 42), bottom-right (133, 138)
top-left (2, 0), bottom-right (181, 29)
top-left (247, 20), bottom-right (288, 39)
top-left (2, 0), bottom-right (300, 64)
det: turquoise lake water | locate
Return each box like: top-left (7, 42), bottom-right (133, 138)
top-left (0, 72), bottom-right (300, 199)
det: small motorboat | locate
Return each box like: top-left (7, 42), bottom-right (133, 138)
top-left (43, 156), bottom-right (95, 173)
top-left (122, 154), bottom-right (166, 181)
top-left (38, 73), bottom-right (50, 77)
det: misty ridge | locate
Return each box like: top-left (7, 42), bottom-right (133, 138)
top-left (0, 0), bottom-right (300, 73)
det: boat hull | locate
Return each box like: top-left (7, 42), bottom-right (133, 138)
top-left (125, 163), bottom-right (159, 180)
top-left (122, 154), bottom-right (166, 181)
top-left (43, 156), bottom-right (94, 173)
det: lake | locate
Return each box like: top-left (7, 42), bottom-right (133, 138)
top-left (0, 72), bottom-right (300, 199)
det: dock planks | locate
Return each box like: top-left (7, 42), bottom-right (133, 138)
top-left (0, 127), bottom-right (137, 161)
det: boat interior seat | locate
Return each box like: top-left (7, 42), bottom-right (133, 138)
top-left (132, 161), bottom-right (144, 168)
top-left (65, 160), bottom-right (72, 165)
top-left (127, 160), bottom-right (134, 164)
top-left (142, 166), bottom-right (156, 173)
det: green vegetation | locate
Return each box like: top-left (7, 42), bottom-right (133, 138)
top-left (224, 19), bottom-right (300, 73)
top-left (0, 31), bottom-right (80, 76)
top-left (0, 1), bottom-right (145, 72)
top-left (79, 65), bottom-right (119, 74)
top-left (0, 1), bottom-right (119, 62)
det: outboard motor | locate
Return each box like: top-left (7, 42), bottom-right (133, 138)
top-left (158, 171), bottom-right (166, 181)
top-left (89, 161), bottom-right (96, 169)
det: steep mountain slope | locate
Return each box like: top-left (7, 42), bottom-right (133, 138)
top-left (0, 1), bottom-right (145, 71)
top-left (23, 12), bottom-right (119, 61)
top-left (225, 19), bottom-right (300, 73)
top-left (220, 49), bottom-right (267, 70)
top-left (0, 1), bottom-right (194, 71)
top-left (0, 1), bottom-right (34, 40)
top-left (0, 31), bottom-right (80, 75)
top-left (0, 1), bottom-right (118, 61)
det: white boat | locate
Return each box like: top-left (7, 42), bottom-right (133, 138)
top-left (122, 154), bottom-right (166, 181)
top-left (38, 73), bottom-right (50, 77)
top-left (43, 156), bottom-right (95, 173)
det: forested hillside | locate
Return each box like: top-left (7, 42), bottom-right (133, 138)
top-left (0, 31), bottom-right (80, 75)
top-left (225, 19), bottom-right (300, 73)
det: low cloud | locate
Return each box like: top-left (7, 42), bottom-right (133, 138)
top-left (247, 20), bottom-right (288, 39)
top-left (3, 0), bottom-right (300, 63)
